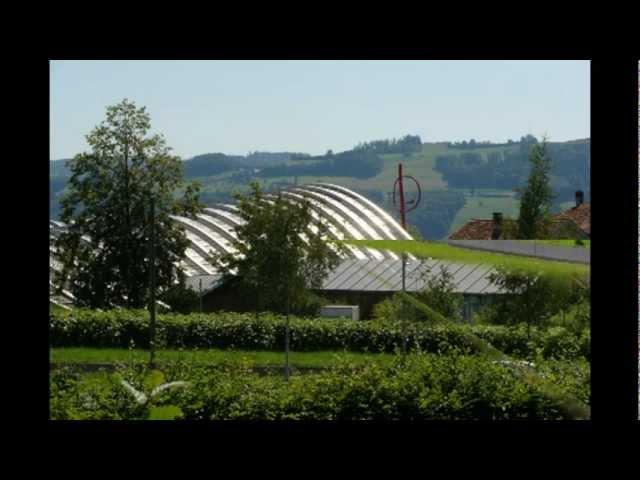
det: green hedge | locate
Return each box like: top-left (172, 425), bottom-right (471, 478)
top-left (49, 355), bottom-right (590, 420)
top-left (49, 309), bottom-right (590, 360)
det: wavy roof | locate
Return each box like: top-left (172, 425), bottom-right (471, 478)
top-left (50, 183), bottom-right (414, 278)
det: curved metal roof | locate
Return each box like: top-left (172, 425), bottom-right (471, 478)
top-left (50, 183), bottom-right (414, 277)
top-left (170, 183), bottom-right (414, 273)
top-left (49, 183), bottom-right (501, 296)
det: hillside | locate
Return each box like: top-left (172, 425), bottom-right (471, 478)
top-left (49, 136), bottom-right (590, 240)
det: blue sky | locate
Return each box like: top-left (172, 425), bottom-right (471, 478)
top-left (50, 60), bottom-right (590, 160)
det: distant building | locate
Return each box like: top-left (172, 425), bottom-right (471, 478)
top-left (449, 191), bottom-right (590, 240)
top-left (50, 183), bottom-right (503, 319)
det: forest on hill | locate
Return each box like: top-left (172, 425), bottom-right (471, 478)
top-left (50, 134), bottom-right (590, 240)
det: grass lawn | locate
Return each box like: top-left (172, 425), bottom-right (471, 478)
top-left (522, 239), bottom-right (590, 248)
top-left (50, 348), bottom-right (396, 368)
top-left (343, 239), bottom-right (589, 282)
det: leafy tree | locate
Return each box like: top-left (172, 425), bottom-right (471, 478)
top-left (159, 284), bottom-right (201, 314)
top-left (54, 99), bottom-right (203, 309)
top-left (480, 266), bottom-right (577, 337)
top-left (209, 181), bottom-right (346, 315)
top-left (372, 264), bottom-right (462, 324)
top-left (416, 264), bottom-right (462, 321)
top-left (516, 138), bottom-right (555, 239)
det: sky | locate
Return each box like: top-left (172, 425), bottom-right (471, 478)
top-left (50, 60), bottom-right (590, 160)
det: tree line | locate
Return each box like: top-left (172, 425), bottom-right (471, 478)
top-left (447, 134), bottom-right (537, 149)
top-left (353, 134), bottom-right (422, 156)
top-left (434, 136), bottom-right (589, 194)
top-left (256, 150), bottom-right (384, 179)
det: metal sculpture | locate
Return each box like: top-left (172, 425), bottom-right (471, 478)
top-left (392, 163), bottom-right (422, 231)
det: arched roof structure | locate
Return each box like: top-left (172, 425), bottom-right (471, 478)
top-left (49, 183), bottom-right (505, 299)
top-left (170, 183), bottom-right (413, 275)
top-left (50, 183), bottom-right (413, 278)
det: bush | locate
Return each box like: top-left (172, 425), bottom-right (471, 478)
top-left (49, 354), bottom-right (589, 420)
top-left (50, 309), bottom-right (589, 360)
top-left (547, 301), bottom-right (590, 336)
top-left (160, 284), bottom-right (200, 314)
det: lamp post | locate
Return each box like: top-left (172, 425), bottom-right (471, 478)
top-left (148, 194), bottom-right (157, 369)
top-left (283, 212), bottom-right (292, 381)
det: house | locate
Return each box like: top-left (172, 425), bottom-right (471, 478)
top-left (448, 191), bottom-right (590, 240)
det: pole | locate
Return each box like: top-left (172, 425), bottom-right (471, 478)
top-left (285, 280), bottom-right (290, 381)
top-left (199, 278), bottom-right (203, 313)
top-left (398, 163), bottom-right (408, 355)
top-left (398, 163), bottom-right (406, 230)
top-left (284, 216), bottom-right (291, 381)
top-left (149, 196), bottom-right (157, 369)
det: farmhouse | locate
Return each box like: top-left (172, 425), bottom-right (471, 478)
top-left (448, 190), bottom-right (591, 240)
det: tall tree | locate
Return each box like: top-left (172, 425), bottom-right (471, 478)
top-left (54, 99), bottom-right (203, 309)
top-left (516, 138), bottom-right (554, 239)
top-left (209, 181), bottom-right (346, 315)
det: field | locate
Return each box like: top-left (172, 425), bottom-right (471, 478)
top-left (196, 143), bottom-right (524, 194)
top-left (51, 347), bottom-right (395, 368)
top-left (247, 144), bottom-right (451, 192)
top-left (188, 143), bottom-right (536, 241)
top-left (448, 190), bottom-right (520, 235)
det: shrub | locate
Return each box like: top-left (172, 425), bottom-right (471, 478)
top-left (49, 354), bottom-right (590, 420)
top-left (50, 309), bottom-right (589, 360)
top-left (547, 300), bottom-right (590, 336)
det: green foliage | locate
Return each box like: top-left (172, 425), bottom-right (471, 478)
top-left (210, 181), bottom-right (346, 316)
top-left (416, 263), bottom-right (463, 321)
top-left (53, 99), bottom-right (204, 309)
top-left (183, 153), bottom-right (239, 177)
top-left (49, 354), bottom-right (590, 420)
top-left (547, 299), bottom-right (590, 336)
top-left (159, 284), bottom-right (200, 314)
top-left (516, 139), bottom-right (555, 239)
top-left (257, 150), bottom-right (384, 179)
top-left (400, 190), bottom-right (466, 240)
top-left (481, 266), bottom-right (587, 335)
top-left (148, 405), bottom-right (183, 420)
top-left (51, 347), bottom-right (397, 368)
top-left (353, 134), bottom-right (423, 156)
top-left (49, 309), bottom-right (589, 360)
top-left (435, 136), bottom-right (587, 198)
top-left (372, 264), bottom-right (462, 324)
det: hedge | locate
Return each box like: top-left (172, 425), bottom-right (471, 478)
top-left (50, 309), bottom-right (589, 360)
top-left (49, 355), bottom-right (590, 420)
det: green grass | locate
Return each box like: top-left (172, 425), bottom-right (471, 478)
top-left (449, 193), bottom-right (520, 234)
top-left (50, 303), bottom-right (71, 315)
top-left (342, 239), bottom-right (589, 282)
top-left (50, 348), bottom-right (396, 368)
top-left (522, 239), bottom-right (590, 248)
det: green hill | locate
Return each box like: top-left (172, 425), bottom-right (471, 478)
top-left (49, 136), bottom-right (590, 240)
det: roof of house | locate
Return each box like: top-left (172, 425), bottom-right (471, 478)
top-left (448, 219), bottom-right (497, 240)
top-left (448, 203), bottom-right (590, 240)
top-left (552, 203), bottom-right (590, 236)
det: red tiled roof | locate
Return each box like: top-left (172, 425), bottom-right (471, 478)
top-left (552, 203), bottom-right (590, 236)
top-left (448, 219), bottom-right (498, 240)
top-left (448, 203), bottom-right (590, 240)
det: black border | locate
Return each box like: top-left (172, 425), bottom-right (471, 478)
top-left (590, 57), bottom-right (639, 422)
